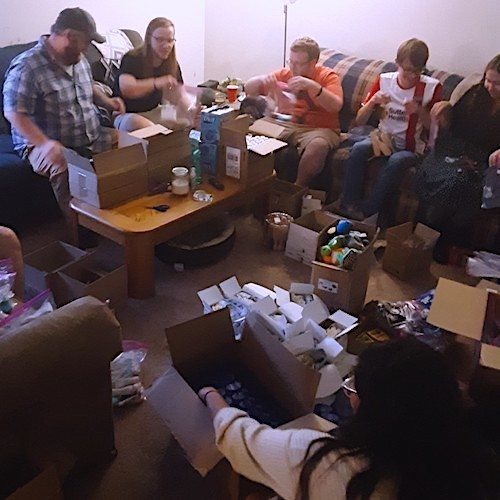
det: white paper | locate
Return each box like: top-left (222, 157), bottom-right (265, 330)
top-left (225, 146), bottom-right (241, 179)
top-left (316, 364), bottom-right (343, 398)
top-left (130, 123), bottom-right (173, 139)
top-left (317, 337), bottom-right (343, 361)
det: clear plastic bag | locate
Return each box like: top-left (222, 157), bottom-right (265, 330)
top-left (110, 346), bottom-right (148, 407)
top-left (0, 258), bottom-right (16, 315)
top-left (0, 289), bottom-right (54, 333)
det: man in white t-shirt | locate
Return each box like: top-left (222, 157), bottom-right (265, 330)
top-left (341, 39), bottom-right (442, 221)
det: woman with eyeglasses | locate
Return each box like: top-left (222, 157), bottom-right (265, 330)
top-left (113, 17), bottom-right (190, 131)
top-left (340, 39), bottom-right (442, 225)
top-left (416, 54), bottom-right (500, 259)
top-left (199, 337), bottom-right (499, 499)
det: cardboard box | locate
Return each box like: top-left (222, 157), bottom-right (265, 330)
top-left (218, 115), bottom-right (276, 185)
top-left (267, 179), bottom-right (307, 218)
top-left (301, 189), bottom-right (326, 216)
top-left (24, 241), bottom-right (88, 294)
top-left (49, 252), bottom-right (127, 308)
top-left (200, 105), bottom-right (237, 143)
top-left (285, 210), bottom-right (338, 265)
top-left (311, 216), bottom-right (379, 314)
top-left (147, 308), bottom-right (331, 477)
top-left (200, 141), bottom-right (219, 176)
top-left (66, 131), bottom-right (148, 209)
top-left (427, 278), bottom-right (500, 371)
top-left (7, 465), bottom-right (62, 500)
top-left (383, 222), bottom-right (440, 280)
top-left (131, 126), bottom-right (191, 193)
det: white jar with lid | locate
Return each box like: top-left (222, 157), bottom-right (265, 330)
top-left (171, 166), bottom-right (190, 195)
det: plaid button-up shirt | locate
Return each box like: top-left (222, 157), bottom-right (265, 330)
top-left (3, 36), bottom-right (110, 155)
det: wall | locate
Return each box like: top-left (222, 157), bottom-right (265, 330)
top-left (205, 0), bottom-right (499, 81)
top-left (0, 0), bottom-right (205, 84)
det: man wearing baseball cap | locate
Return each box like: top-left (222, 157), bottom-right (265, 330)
top-left (3, 8), bottom-right (125, 235)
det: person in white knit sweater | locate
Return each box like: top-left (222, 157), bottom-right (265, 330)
top-left (199, 338), bottom-right (499, 500)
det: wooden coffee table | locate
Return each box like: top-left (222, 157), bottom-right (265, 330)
top-left (70, 175), bottom-right (273, 299)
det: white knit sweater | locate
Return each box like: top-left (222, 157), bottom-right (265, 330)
top-left (214, 407), bottom-right (396, 500)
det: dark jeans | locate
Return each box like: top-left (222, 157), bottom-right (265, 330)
top-left (342, 138), bottom-right (416, 216)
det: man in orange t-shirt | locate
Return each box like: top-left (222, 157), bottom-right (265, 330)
top-left (245, 37), bottom-right (343, 186)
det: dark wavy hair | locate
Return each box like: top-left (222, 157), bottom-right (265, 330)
top-left (299, 338), bottom-right (499, 499)
top-left (129, 17), bottom-right (178, 75)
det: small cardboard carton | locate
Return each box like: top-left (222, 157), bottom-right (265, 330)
top-left (7, 465), bottom-right (62, 500)
top-left (301, 189), bottom-right (327, 216)
top-left (285, 210), bottom-right (338, 265)
top-left (66, 131), bottom-right (148, 209)
top-left (49, 252), bottom-right (127, 308)
top-left (131, 125), bottom-right (191, 193)
top-left (311, 216), bottom-right (379, 314)
top-left (427, 278), bottom-right (500, 371)
top-left (383, 222), bottom-right (440, 280)
top-left (147, 308), bottom-right (330, 478)
top-left (218, 115), bottom-right (277, 185)
top-left (24, 241), bottom-right (88, 294)
top-left (200, 105), bottom-right (237, 143)
top-left (267, 179), bottom-right (307, 218)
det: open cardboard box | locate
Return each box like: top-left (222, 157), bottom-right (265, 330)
top-left (147, 308), bottom-right (333, 478)
top-left (130, 125), bottom-right (191, 193)
top-left (24, 241), bottom-right (89, 295)
top-left (49, 252), bottom-right (127, 308)
top-left (310, 215), bottom-right (379, 314)
top-left (267, 179), bottom-right (307, 219)
top-left (66, 131), bottom-right (148, 209)
top-left (383, 222), bottom-right (440, 281)
top-left (301, 189), bottom-right (327, 216)
top-left (218, 115), bottom-right (277, 185)
top-left (427, 278), bottom-right (500, 371)
top-left (285, 210), bottom-right (338, 265)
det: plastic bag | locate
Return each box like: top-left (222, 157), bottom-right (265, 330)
top-left (0, 258), bottom-right (16, 315)
top-left (110, 346), bottom-right (148, 407)
top-left (0, 289), bottom-right (54, 333)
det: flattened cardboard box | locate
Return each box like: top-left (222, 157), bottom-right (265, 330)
top-left (24, 241), bottom-right (89, 295)
top-left (285, 210), bottom-right (338, 265)
top-left (66, 131), bottom-right (148, 209)
top-left (49, 253), bottom-right (127, 308)
top-left (382, 222), bottom-right (440, 281)
top-left (147, 308), bottom-right (329, 477)
top-left (311, 216), bottom-right (379, 314)
top-left (219, 115), bottom-right (275, 185)
top-left (427, 278), bottom-right (500, 371)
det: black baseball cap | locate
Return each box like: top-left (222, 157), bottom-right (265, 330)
top-left (52, 8), bottom-right (105, 43)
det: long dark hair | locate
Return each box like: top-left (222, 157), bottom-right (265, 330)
top-left (129, 17), bottom-right (178, 75)
top-left (299, 338), bottom-right (499, 499)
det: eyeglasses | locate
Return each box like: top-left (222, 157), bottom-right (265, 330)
top-left (341, 375), bottom-right (357, 395)
top-left (152, 36), bottom-right (176, 45)
top-left (287, 58), bottom-right (312, 69)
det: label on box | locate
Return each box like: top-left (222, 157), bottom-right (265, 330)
top-left (225, 146), bottom-right (241, 179)
top-left (318, 278), bottom-right (338, 294)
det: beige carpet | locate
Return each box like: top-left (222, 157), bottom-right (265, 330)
top-left (17, 210), bottom-right (473, 499)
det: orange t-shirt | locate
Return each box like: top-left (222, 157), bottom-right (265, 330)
top-left (267, 66), bottom-right (342, 131)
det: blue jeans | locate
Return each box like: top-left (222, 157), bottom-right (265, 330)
top-left (342, 138), bottom-right (416, 216)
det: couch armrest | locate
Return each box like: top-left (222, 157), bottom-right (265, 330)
top-left (0, 296), bottom-right (123, 464)
top-left (0, 296), bottom-right (122, 410)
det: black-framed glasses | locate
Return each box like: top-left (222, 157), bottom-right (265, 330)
top-left (152, 36), bottom-right (176, 45)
